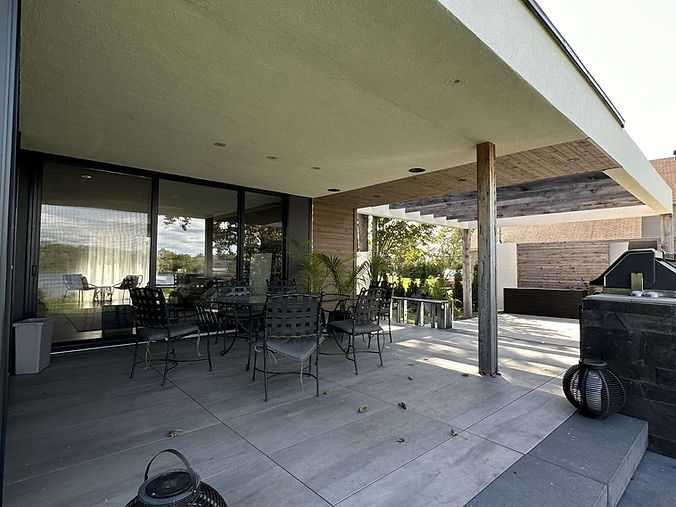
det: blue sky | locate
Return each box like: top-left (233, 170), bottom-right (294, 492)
top-left (538, 0), bottom-right (675, 160)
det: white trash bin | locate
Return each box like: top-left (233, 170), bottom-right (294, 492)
top-left (13, 318), bottom-right (54, 374)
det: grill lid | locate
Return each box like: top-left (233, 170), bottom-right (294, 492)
top-left (590, 249), bottom-right (676, 290)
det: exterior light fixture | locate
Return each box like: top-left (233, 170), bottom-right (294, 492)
top-left (327, 188), bottom-right (340, 192)
top-left (447, 78), bottom-right (465, 86)
top-left (124, 449), bottom-right (227, 507)
top-left (457, 178), bottom-right (467, 182)
top-left (80, 174), bottom-right (92, 179)
top-left (408, 167), bottom-right (425, 174)
top-left (311, 166), bottom-right (321, 170)
top-left (266, 155), bottom-right (278, 160)
top-left (213, 142), bottom-right (227, 147)
top-left (562, 358), bottom-right (625, 419)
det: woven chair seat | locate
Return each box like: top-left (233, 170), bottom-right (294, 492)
top-left (260, 335), bottom-right (326, 362)
top-left (329, 319), bottom-right (382, 335)
top-left (138, 323), bottom-right (199, 342)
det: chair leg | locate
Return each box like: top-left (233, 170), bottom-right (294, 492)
top-left (368, 333), bottom-right (372, 349)
top-left (388, 314), bottom-right (393, 343)
top-left (205, 331), bottom-right (212, 372)
top-left (130, 337), bottom-right (140, 379)
top-left (315, 348), bottom-right (320, 397)
top-left (161, 340), bottom-right (171, 387)
top-left (252, 348), bottom-right (258, 382)
top-left (263, 347), bottom-right (269, 402)
top-left (377, 331), bottom-right (384, 366)
top-left (352, 334), bottom-right (359, 375)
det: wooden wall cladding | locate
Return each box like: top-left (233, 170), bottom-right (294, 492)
top-left (517, 241), bottom-right (610, 290)
top-left (312, 201), bottom-right (355, 258)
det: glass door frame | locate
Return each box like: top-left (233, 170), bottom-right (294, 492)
top-left (22, 150), bottom-right (291, 348)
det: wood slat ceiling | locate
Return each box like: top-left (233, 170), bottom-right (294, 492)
top-left (392, 171), bottom-right (642, 221)
top-left (315, 138), bottom-right (619, 209)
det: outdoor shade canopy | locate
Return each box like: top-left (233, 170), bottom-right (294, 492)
top-left (18, 0), bottom-right (671, 213)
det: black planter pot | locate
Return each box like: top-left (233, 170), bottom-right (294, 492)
top-left (124, 449), bottom-right (228, 507)
top-left (562, 358), bottom-right (626, 419)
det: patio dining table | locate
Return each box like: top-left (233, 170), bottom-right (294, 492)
top-left (212, 294), bottom-right (266, 370)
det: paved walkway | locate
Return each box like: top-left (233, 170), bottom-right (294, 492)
top-left (4, 315), bottom-right (580, 506)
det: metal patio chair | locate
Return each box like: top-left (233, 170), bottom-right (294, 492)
top-left (113, 274), bottom-right (143, 302)
top-left (62, 274), bottom-right (97, 305)
top-left (194, 295), bottom-right (237, 356)
top-left (253, 293), bottom-right (323, 401)
top-left (327, 287), bottom-right (384, 375)
top-left (266, 278), bottom-right (298, 295)
top-left (129, 287), bottom-right (209, 386)
top-left (371, 280), bottom-right (394, 343)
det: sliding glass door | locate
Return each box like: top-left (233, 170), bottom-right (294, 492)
top-left (31, 159), bottom-right (289, 345)
top-left (37, 163), bottom-right (151, 343)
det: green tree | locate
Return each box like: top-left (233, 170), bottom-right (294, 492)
top-left (370, 216), bottom-right (434, 279)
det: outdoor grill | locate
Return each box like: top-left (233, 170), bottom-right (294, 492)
top-left (589, 248), bottom-right (676, 295)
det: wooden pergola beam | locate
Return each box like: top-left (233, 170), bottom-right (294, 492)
top-left (477, 142), bottom-right (498, 375)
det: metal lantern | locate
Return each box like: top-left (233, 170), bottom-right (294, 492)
top-left (124, 449), bottom-right (228, 507)
top-left (562, 358), bottom-right (626, 419)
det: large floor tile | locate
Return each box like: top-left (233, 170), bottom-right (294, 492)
top-left (335, 360), bottom-right (462, 404)
top-left (3, 424), bottom-right (261, 507)
top-left (468, 382), bottom-right (576, 453)
top-left (466, 454), bottom-right (607, 507)
top-left (207, 455), bottom-right (329, 506)
top-left (204, 374), bottom-right (337, 421)
top-left (7, 381), bottom-right (189, 441)
top-left (272, 406), bottom-right (452, 504)
top-left (5, 396), bottom-right (219, 484)
top-left (226, 386), bottom-right (389, 453)
top-left (407, 375), bottom-right (528, 429)
top-left (337, 432), bottom-right (521, 507)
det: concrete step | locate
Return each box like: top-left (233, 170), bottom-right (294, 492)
top-left (466, 412), bottom-right (648, 507)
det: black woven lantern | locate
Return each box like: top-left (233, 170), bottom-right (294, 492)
top-left (124, 449), bottom-right (227, 507)
top-left (562, 358), bottom-right (626, 419)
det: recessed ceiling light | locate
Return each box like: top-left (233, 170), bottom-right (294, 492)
top-left (408, 167), bottom-right (426, 173)
top-left (311, 166), bottom-right (321, 170)
top-left (266, 155), bottom-right (278, 160)
top-left (447, 78), bottom-right (465, 86)
top-left (457, 178), bottom-right (467, 182)
top-left (327, 188), bottom-right (341, 192)
top-left (568, 157), bottom-right (580, 162)
top-left (213, 142), bottom-right (227, 147)
top-left (373, 194), bottom-right (382, 198)
top-left (80, 174), bottom-right (92, 179)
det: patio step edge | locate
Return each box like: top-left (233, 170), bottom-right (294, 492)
top-left (466, 412), bottom-right (648, 507)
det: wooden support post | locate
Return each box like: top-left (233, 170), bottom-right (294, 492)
top-left (659, 214), bottom-right (673, 253)
top-left (461, 228), bottom-right (473, 319)
top-left (477, 142), bottom-right (498, 375)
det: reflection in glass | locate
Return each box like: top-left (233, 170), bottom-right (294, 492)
top-left (157, 181), bottom-right (238, 304)
top-left (37, 164), bottom-right (151, 343)
top-left (244, 193), bottom-right (284, 294)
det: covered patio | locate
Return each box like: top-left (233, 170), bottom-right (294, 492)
top-left (0, 1), bottom-right (673, 505)
top-left (6, 316), bottom-right (583, 506)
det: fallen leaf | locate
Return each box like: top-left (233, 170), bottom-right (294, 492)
top-left (398, 402), bottom-right (407, 410)
top-left (407, 376), bottom-right (413, 381)
top-left (357, 406), bottom-right (368, 413)
top-left (461, 373), bottom-right (469, 377)
top-left (323, 389), bottom-right (331, 395)
top-left (450, 429), bottom-right (459, 437)
top-left (167, 429), bottom-right (184, 438)
top-left (396, 437), bottom-right (406, 443)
